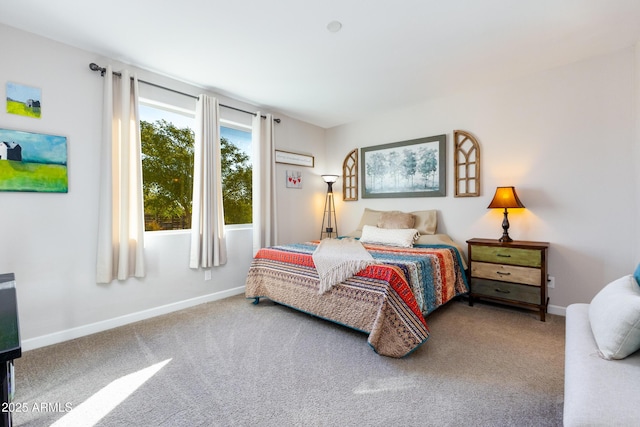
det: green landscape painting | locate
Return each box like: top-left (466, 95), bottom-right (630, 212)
top-left (6, 82), bottom-right (41, 118)
top-left (0, 128), bottom-right (68, 192)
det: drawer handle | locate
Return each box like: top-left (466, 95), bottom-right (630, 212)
top-left (496, 271), bottom-right (511, 276)
top-left (497, 253), bottom-right (511, 258)
top-left (495, 288), bottom-right (510, 294)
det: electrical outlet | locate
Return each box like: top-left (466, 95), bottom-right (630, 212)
top-left (205, 269), bottom-right (212, 281)
top-left (547, 275), bottom-right (555, 289)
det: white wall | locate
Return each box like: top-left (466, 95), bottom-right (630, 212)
top-left (270, 118), bottom-right (328, 245)
top-left (326, 46), bottom-right (637, 311)
top-left (0, 23), bottom-right (326, 349)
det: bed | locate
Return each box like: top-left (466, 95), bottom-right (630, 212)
top-left (244, 209), bottom-right (469, 358)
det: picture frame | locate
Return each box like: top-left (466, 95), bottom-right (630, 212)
top-left (361, 134), bottom-right (446, 198)
top-left (0, 128), bottom-right (68, 193)
top-left (285, 170), bottom-right (303, 188)
top-left (6, 82), bottom-right (42, 119)
top-left (275, 150), bottom-right (314, 167)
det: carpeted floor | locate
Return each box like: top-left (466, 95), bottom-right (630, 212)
top-left (12, 294), bottom-right (565, 426)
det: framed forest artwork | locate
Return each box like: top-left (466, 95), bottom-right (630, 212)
top-left (361, 135), bottom-right (446, 198)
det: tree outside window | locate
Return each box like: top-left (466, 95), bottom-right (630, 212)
top-left (139, 105), bottom-right (252, 231)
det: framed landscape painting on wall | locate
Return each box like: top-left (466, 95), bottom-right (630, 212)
top-left (6, 82), bottom-right (42, 119)
top-left (361, 134), bottom-right (446, 198)
top-left (0, 128), bottom-right (68, 193)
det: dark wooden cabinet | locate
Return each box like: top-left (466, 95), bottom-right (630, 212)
top-left (0, 273), bottom-right (20, 427)
top-left (467, 238), bottom-right (549, 321)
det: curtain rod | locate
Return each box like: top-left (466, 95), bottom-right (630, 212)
top-left (89, 63), bottom-right (280, 123)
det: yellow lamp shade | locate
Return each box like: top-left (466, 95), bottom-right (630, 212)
top-left (487, 186), bottom-right (525, 210)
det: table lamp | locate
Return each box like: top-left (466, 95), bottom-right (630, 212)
top-left (487, 186), bottom-right (525, 242)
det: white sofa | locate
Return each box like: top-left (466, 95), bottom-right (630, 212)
top-left (564, 298), bottom-right (640, 425)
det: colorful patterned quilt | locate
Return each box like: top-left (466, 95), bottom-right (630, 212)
top-left (245, 241), bottom-right (468, 357)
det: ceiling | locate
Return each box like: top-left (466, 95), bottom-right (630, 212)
top-left (1, 0), bottom-right (640, 128)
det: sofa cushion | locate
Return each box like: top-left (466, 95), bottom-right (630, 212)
top-left (588, 274), bottom-right (640, 359)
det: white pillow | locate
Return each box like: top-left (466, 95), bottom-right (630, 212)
top-left (359, 225), bottom-right (418, 248)
top-left (588, 274), bottom-right (640, 360)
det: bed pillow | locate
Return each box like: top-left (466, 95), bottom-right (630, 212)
top-left (355, 208), bottom-right (437, 235)
top-left (359, 225), bottom-right (419, 248)
top-left (377, 211), bottom-right (415, 229)
top-left (356, 208), bottom-right (382, 232)
top-left (588, 274), bottom-right (640, 360)
top-left (411, 210), bottom-right (437, 235)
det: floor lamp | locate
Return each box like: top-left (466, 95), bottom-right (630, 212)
top-left (320, 175), bottom-right (339, 239)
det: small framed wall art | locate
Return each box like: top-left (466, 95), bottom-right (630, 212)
top-left (286, 170), bottom-right (302, 188)
top-left (275, 150), bottom-right (314, 167)
top-left (6, 82), bottom-right (42, 119)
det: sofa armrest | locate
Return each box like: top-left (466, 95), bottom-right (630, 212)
top-left (564, 303), bottom-right (640, 426)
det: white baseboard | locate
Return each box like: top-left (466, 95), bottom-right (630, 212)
top-left (21, 286), bottom-right (246, 352)
top-left (548, 304), bottom-right (566, 317)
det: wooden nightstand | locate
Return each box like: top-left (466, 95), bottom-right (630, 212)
top-left (467, 238), bottom-right (549, 321)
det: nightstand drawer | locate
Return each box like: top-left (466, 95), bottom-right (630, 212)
top-left (470, 245), bottom-right (541, 267)
top-left (471, 262), bottom-right (541, 286)
top-left (471, 278), bottom-right (540, 305)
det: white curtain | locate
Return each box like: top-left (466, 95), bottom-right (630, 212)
top-left (252, 112), bottom-right (278, 255)
top-left (96, 66), bottom-right (146, 283)
top-left (189, 94), bottom-right (227, 268)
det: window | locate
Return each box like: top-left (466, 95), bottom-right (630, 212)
top-left (139, 100), bottom-right (253, 231)
top-left (219, 124), bottom-right (253, 225)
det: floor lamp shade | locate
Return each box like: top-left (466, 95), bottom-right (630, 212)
top-left (487, 186), bottom-right (525, 242)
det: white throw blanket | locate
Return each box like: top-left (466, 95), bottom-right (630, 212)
top-left (312, 238), bottom-right (376, 294)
